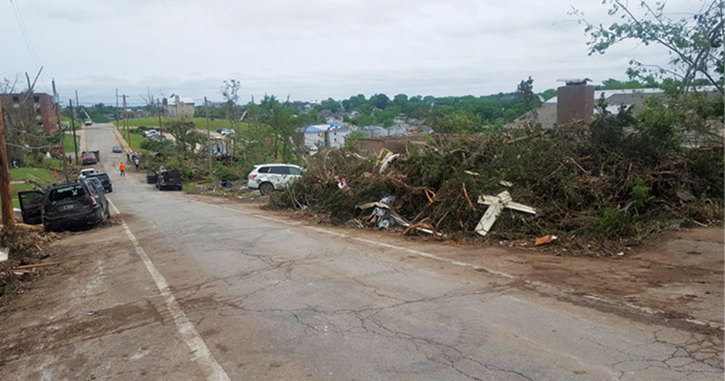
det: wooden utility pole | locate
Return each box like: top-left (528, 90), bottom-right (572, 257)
top-left (69, 100), bottom-right (79, 164)
top-left (0, 99), bottom-right (15, 228)
top-left (122, 95), bottom-right (130, 150)
top-left (157, 99), bottom-right (163, 130)
top-left (205, 97), bottom-right (212, 174)
top-left (52, 79), bottom-right (69, 182)
top-left (115, 88), bottom-right (119, 127)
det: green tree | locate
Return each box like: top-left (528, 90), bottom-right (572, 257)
top-left (574, 0), bottom-right (724, 94)
top-left (220, 79), bottom-right (242, 128)
top-left (165, 119), bottom-right (205, 157)
top-left (515, 76), bottom-right (540, 112)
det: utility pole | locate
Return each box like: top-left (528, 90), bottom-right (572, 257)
top-left (0, 99), bottom-right (15, 228)
top-left (115, 88), bottom-right (119, 128)
top-left (69, 100), bottom-right (79, 164)
top-left (52, 79), bottom-right (69, 182)
top-left (157, 99), bottom-right (163, 130)
top-left (122, 95), bottom-right (130, 151)
top-left (205, 97), bottom-right (212, 174)
top-left (74, 90), bottom-right (80, 120)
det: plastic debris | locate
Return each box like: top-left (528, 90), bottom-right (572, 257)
top-left (534, 235), bottom-right (558, 246)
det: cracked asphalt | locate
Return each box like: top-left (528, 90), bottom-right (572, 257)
top-left (0, 123), bottom-right (722, 380)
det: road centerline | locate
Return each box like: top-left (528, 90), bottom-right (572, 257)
top-left (110, 200), bottom-right (231, 381)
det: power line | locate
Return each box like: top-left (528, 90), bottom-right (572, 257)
top-left (9, 0), bottom-right (40, 70)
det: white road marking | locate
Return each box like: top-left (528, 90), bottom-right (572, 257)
top-left (109, 200), bottom-right (230, 381)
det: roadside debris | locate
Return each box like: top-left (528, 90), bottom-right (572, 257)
top-left (270, 126), bottom-right (723, 251)
top-left (475, 191), bottom-right (537, 236)
top-left (534, 235), bottom-right (557, 246)
top-left (15, 262), bottom-right (59, 270)
top-left (357, 199), bottom-right (410, 230)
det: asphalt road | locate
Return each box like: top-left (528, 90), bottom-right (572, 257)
top-left (7, 123), bottom-right (719, 380)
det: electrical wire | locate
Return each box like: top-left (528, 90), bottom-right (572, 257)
top-left (9, 0), bottom-right (40, 70)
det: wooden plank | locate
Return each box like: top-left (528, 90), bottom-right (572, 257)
top-left (16, 262), bottom-right (59, 269)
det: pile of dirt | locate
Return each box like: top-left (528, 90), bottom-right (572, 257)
top-left (271, 125), bottom-right (723, 253)
top-left (0, 225), bottom-right (58, 301)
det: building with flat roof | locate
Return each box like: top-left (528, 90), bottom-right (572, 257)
top-left (0, 92), bottom-right (58, 134)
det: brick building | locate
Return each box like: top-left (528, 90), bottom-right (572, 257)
top-left (0, 92), bottom-right (58, 134)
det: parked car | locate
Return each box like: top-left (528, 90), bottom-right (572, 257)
top-left (247, 164), bottom-right (303, 195)
top-left (84, 177), bottom-right (105, 194)
top-left (156, 168), bottom-right (183, 191)
top-left (86, 172), bottom-right (113, 193)
top-left (146, 171), bottom-right (158, 184)
top-left (81, 150), bottom-right (100, 165)
top-left (18, 181), bottom-right (110, 231)
top-left (112, 145), bottom-right (123, 153)
top-left (216, 128), bottom-right (224, 134)
top-left (143, 129), bottom-right (158, 137)
top-left (84, 119), bottom-right (92, 126)
top-left (78, 168), bottom-right (97, 179)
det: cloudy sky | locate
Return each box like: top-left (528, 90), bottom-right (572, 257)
top-left (1, 0), bottom-right (687, 106)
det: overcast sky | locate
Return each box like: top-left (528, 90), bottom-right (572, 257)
top-left (1, 0), bottom-right (688, 106)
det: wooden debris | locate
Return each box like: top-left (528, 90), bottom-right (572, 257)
top-left (16, 262), bottom-right (59, 270)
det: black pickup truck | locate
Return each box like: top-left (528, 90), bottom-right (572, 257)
top-left (86, 172), bottom-right (113, 193)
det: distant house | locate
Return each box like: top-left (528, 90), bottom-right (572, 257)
top-left (0, 92), bottom-right (58, 134)
top-left (163, 95), bottom-right (195, 117)
top-left (300, 123), bottom-right (353, 150)
top-left (326, 126), bottom-right (350, 148)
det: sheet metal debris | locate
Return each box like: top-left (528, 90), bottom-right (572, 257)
top-left (475, 191), bottom-right (537, 236)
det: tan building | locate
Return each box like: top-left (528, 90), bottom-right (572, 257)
top-left (162, 95), bottom-right (195, 117)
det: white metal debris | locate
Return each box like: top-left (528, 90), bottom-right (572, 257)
top-left (475, 191), bottom-right (537, 236)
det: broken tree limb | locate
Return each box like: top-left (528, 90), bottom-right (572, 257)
top-left (462, 182), bottom-right (476, 211)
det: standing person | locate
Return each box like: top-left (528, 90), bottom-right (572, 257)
top-left (119, 161), bottom-right (126, 177)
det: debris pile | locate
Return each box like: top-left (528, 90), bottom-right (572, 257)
top-left (0, 225), bottom-right (58, 300)
top-left (271, 125), bottom-right (723, 249)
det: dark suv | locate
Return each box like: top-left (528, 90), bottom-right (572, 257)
top-left (19, 181), bottom-right (110, 231)
top-left (156, 168), bottom-right (183, 191)
top-left (86, 172), bottom-right (113, 193)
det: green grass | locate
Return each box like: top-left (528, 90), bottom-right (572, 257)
top-left (114, 117), bottom-right (247, 131)
top-left (9, 183), bottom-right (34, 209)
top-left (10, 168), bottom-right (55, 187)
top-left (126, 132), bottom-right (149, 152)
top-left (63, 134), bottom-right (81, 154)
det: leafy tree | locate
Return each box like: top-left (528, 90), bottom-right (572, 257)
top-left (540, 89), bottom-right (557, 101)
top-left (573, 0), bottom-right (724, 94)
top-left (515, 76), bottom-right (540, 112)
top-left (165, 119), bottom-right (204, 156)
top-left (220, 79), bottom-right (242, 128)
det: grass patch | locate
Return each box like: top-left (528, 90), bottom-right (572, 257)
top-left (10, 168), bottom-right (54, 187)
top-left (63, 134), bottom-right (81, 155)
top-left (115, 117), bottom-right (244, 131)
top-left (116, 129), bottom-right (149, 153)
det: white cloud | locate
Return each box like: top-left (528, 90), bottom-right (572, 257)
top-left (0, 0), bottom-right (691, 105)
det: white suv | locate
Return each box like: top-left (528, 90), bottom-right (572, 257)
top-left (247, 164), bottom-right (303, 195)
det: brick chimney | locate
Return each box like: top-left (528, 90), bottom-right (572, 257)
top-left (556, 78), bottom-right (594, 125)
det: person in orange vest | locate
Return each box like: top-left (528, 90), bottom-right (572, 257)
top-left (119, 161), bottom-right (126, 177)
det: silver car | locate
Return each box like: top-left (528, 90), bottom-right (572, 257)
top-left (247, 164), bottom-right (303, 195)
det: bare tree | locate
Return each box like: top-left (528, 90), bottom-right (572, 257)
top-left (140, 87), bottom-right (158, 112)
